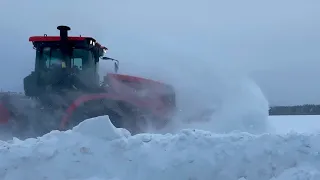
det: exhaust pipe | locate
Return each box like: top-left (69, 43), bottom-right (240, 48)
top-left (57, 25), bottom-right (71, 68)
top-left (57, 25), bottom-right (71, 42)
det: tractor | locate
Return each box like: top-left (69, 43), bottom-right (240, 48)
top-left (0, 25), bottom-right (176, 139)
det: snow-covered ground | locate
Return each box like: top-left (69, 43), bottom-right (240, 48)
top-left (269, 115), bottom-right (320, 134)
top-left (1, 115), bottom-right (320, 180)
top-left (0, 56), bottom-right (314, 179)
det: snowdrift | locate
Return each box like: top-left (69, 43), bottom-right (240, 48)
top-left (1, 116), bottom-right (320, 180)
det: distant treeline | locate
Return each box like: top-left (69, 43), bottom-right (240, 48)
top-left (269, 104), bottom-right (320, 115)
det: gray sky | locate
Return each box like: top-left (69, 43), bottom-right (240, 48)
top-left (0, 0), bottom-right (319, 106)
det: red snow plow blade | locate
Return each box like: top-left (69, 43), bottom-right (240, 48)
top-left (0, 25), bottom-right (176, 139)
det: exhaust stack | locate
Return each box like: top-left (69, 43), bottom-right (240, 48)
top-left (57, 25), bottom-right (71, 42)
top-left (57, 25), bottom-right (71, 68)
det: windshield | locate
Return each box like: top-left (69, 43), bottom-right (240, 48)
top-left (41, 47), bottom-right (93, 70)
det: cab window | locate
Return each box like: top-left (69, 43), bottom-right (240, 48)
top-left (41, 47), bottom-right (93, 70)
top-left (42, 47), bottom-right (63, 68)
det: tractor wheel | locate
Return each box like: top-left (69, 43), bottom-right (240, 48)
top-left (108, 111), bottom-right (123, 128)
top-left (24, 72), bottom-right (41, 97)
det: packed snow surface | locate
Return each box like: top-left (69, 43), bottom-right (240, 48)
top-left (269, 115), bottom-right (320, 134)
top-left (1, 115), bottom-right (320, 180)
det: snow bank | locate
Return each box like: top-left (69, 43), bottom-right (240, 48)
top-left (1, 115), bottom-right (320, 180)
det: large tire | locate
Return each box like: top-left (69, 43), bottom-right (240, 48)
top-left (23, 72), bottom-right (41, 97)
top-left (64, 99), bottom-right (125, 131)
top-left (108, 111), bottom-right (123, 128)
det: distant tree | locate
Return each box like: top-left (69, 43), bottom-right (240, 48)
top-left (269, 104), bottom-right (320, 115)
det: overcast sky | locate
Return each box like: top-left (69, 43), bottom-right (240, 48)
top-left (0, 0), bottom-right (319, 106)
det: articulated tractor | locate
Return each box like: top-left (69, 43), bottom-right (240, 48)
top-left (0, 26), bottom-right (176, 139)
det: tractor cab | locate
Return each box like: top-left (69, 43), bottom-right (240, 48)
top-left (24, 26), bottom-right (117, 96)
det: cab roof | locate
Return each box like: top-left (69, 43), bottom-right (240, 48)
top-left (29, 36), bottom-right (107, 50)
